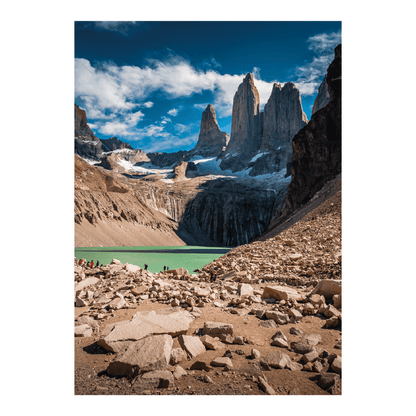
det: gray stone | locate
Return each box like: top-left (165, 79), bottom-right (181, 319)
top-left (262, 351), bottom-right (292, 369)
top-left (107, 334), bottom-right (173, 377)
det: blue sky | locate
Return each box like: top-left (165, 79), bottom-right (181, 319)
top-left (75, 21), bottom-right (341, 153)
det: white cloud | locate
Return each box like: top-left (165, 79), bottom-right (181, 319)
top-left (93, 21), bottom-right (143, 36)
top-left (167, 108), bottom-right (179, 116)
top-left (141, 134), bottom-right (198, 153)
top-left (307, 30), bottom-right (342, 54)
top-left (75, 55), bottom-right (278, 118)
top-left (142, 101), bottom-right (153, 108)
top-left (292, 30), bottom-right (341, 95)
top-left (161, 116), bottom-right (171, 124)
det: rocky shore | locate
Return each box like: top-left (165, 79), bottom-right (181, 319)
top-left (75, 189), bottom-right (341, 395)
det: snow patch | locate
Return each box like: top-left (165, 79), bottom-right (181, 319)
top-left (250, 152), bottom-right (268, 163)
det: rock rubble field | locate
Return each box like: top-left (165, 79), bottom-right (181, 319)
top-left (74, 191), bottom-right (341, 395)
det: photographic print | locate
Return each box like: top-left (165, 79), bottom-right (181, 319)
top-left (74, 21), bottom-right (341, 395)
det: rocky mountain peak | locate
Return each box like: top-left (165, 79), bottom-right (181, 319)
top-left (101, 137), bottom-right (134, 151)
top-left (75, 103), bottom-right (96, 140)
top-left (191, 104), bottom-right (229, 158)
top-left (219, 73), bottom-right (262, 171)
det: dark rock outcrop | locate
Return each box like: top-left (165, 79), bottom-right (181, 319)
top-left (191, 105), bottom-right (229, 157)
top-left (312, 75), bottom-right (331, 115)
top-left (101, 137), bottom-right (134, 151)
top-left (269, 44), bottom-right (341, 228)
top-left (220, 74), bottom-right (262, 172)
top-left (179, 178), bottom-right (286, 246)
top-left (147, 151), bottom-right (189, 168)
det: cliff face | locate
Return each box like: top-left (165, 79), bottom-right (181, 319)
top-left (220, 74), bottom-right (262, 172)
top-left (75, 103), bottom-right (97, 139)
top-left (249, 82), bottom-right (308, 176)
top-left (269, 44), bottom-right (341, 227)
top-left (262, 82), bottom-right (308, 151)
top-left (179, 179), bottom-right (286, 247)
top-left (191, 105), bottom-right (229, 157)
top-left (312, 75), bottom-right (331, 115)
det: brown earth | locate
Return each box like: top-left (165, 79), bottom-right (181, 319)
top-left (74, 186), bottom-right (341, 395)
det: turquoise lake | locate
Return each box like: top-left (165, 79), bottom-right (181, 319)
top-left (74, 246), bottom-right (231, 274)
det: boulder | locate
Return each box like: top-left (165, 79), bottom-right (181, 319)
top-left (99, 308), bottom-right (194, 353)
top-left (173, 365), bottom-right (187, 380)
top-left (107, 334), bottom-right (173, 377)
top-left (262, 351), bottom-right (292, 369)
top-left (203, 321), bottom-right (234, 336)
top-left (210, 357), bottom-right (233, 368)
top-left (74, 277), bottom-right (99, 292)
top-left (169, 348), bottom-right (185, 365)
top-left (331, 356), bottom-right (342, 374)
top-left (261, 286), bottom-right (300, 301)
top-left (200, 335), bottom-right (225, 350)
top-left (138, 370), bottom-right (174, 389)
top-left (265, 311), bottom-right (289, 325)
top-left (178, 335), bottom-right (206, 359)
top-left (74, 324), bottom-right (92, 337)
top-left (238, 283), bottom-right (254, 297)
top-left (310, 279), bottom-right (341, 299)
top-left (125, 263), bottom-right (141, 273)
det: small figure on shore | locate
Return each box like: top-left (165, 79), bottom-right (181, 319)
top-left (209, 270), bottom-right (214, 282)
top-left (163, 265), bottom-right (166, 272)
top-left (167, 266), bottom-right (169, 271)
top-left (90, 260), bottom-right (94, 268)
top-left (96, 260), bottom-right (100, 267)
top-left (78, 259), bottom-right (82, 265)
top-left (144, 264), bottom-right (148, 271)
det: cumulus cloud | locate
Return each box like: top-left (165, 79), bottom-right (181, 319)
top-left (167, 108), bottom-right (179, 116)
top-left (93, 21), bottom-right (144, 36)
top-left (160, 116), bottom-right (171, 124)
top-left (142, 101), bottom-right (153, 108)
top-left (75, 55), bottom-right (278, 118)
top-left (307, 30), bottom-right (342, 54)
top-left (293, 30), bottom-right (341, 95)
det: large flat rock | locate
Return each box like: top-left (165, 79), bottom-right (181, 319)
top-left (107, 334), bottom-right (173, 377)
top-left (310, 279), bottom-right (341, 298)
top-left (98, 308), bottom-right (195, 353)
top-left (261, 286), bottom-right (301, 301)
top-left (74, 277), bottom-right (99, 292)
